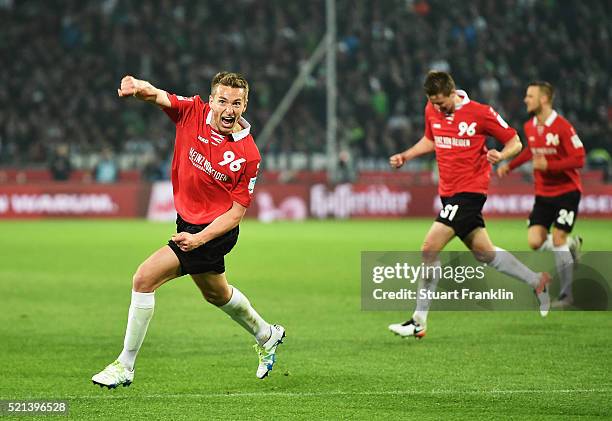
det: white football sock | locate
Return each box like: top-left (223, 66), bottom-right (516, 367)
top-left (412, 260), bottom-right (441, 326)
top-left (537, 234), bottom-right (553, 251)
top-left (553, 243), bottom-right (574, 299)
top-left (489, 247), bottom-right (540, 289)
top-left (118, 290), bottom-right (155, 371)
top-left (220, 286), bottom-right (271, 345)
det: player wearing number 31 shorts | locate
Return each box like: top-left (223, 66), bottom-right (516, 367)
top-left (387, 71), bottom-right (552, 339)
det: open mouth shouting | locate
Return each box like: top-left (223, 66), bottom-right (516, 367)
top-left (220, 115), bottom-right (236, 130)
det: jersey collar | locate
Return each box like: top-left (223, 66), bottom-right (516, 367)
top-left (532, 110), bottom-right (558, 127)
top-left (455, 89), bottom-right (470, 110)
top-left (544, 110), bottom-right (558, 127)
top-left (205, 107), bottom-right (251, 141)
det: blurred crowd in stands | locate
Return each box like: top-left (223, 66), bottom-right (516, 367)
top-left (1, 0), bottom-right (610, 179)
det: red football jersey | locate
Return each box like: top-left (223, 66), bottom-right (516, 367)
top-left (423, 90), bottom-right (517, 196)
top-left (163, 93), bottom-right (261, 224)
top-left (509, 111), bottom-right (584, 196)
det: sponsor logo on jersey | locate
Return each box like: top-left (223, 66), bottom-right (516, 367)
top-left (188, 147), bottom-right (229, 182)
top-left (197, 135), bottom-right (209, 144)
top-left (531, 147), bottom-right (557, 155)
top-left (434, 136), bottom-right (471, 149)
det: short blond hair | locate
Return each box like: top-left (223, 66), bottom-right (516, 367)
top-left (211, 72), bottom-right (249, 98)
top-left (528, 81), bottom-right (555, 104)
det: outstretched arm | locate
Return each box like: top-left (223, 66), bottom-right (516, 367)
top-left (117, 75), bottom-right (171, 108)
top-left (389, 136), bottom-right (435, 169)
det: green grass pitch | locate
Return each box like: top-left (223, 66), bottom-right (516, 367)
top-left (0, 219), bottom-right (611, 420)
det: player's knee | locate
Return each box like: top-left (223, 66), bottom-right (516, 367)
top-left (552, 234), bottom-right (568, 247)
top-left (132, 266), bottom-right (155, 293)
top-left (420, 243), bottom-right (440, 263)
top-left (527, 238), bottom-right (542, 250)
top-left (472, 248), bottom-right (494, 264)
top-left (202, 288), bottom-right (231, 306)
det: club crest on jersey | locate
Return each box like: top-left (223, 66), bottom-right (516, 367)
top-left (545, 133), bottom-right (560, 146)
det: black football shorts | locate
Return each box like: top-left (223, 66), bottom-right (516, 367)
top-left (168, 215), bottom-right (239, 275)
top-left (435, 192), bottom-right (487, 240)
top-left (528, 190), bottom-right (581, 233)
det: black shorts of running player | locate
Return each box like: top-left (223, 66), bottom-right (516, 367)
top-left (528, 190), bottom-right (581, 233)
top-left (167, 215), bottom-right (239, 275)
top-left (435, 192), bottom-right (487, 240)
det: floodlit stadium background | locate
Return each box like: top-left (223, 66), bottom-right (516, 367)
top-left (1, 1), bottom-right (611, 419)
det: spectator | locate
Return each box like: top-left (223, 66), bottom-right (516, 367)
top-left (0, 0), bottom-right (609, 167)
top-left (93, 148), bottom-right (118, 183)
top-left (142, 154), bottom-right (166, 182)
top-left (49, 144), bottom-right (72, 181)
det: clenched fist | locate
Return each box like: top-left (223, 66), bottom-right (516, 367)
top-left (496, 163), bottom-right (510, 178)
top-left (389, 153), bottom-right (406, 169)
top-left (486, 149), bottom-right (503, 164)
top-left (171, 232), bottom-right (204, 252)
top-left (117, 75), bottom-right (144, 98)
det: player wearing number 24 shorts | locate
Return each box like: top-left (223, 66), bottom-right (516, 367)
top-left (497, 81), bottom-right (585, 308)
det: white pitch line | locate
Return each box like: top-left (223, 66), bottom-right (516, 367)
top-left (15, 388), bottom-right (608, 400)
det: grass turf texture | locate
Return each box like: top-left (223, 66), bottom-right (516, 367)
top-left (0, 219), bottom-right (610, 420)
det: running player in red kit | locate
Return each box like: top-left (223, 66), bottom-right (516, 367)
top-left (388, 71), bottom-right (551, 339)
top-left (92, 72), bottom-right (285, 388)
top-left (497, 81), bottom-right (585, 308)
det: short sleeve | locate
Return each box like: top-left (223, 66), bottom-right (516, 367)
top-left (482, 106), bottom-right (517, 143)
top-left (163, 93), bottom-right (197, 126)
top-left (231, 159), bottom-right (260, 208)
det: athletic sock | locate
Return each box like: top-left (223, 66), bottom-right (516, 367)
top-left (219, 286), bottom-right (271, 345)
top-left (537, 234), bottom-right (553, 251)
top-left (567, 235), bottom-right (579, 251)
top-left (489, 247), bottom-right (540, 289)
top-left (118, 290), bottom-right (155, 371)
top-left (412, 260), bottom-right (441, 326)
top-left (553, 243), bottom-right (574, 300)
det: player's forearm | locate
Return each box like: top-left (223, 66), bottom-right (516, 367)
top-left (508, 145), bottom-right (532, 170)
top-left (402, 136), bottom-right (435, 161)
top-left (499, 136), bottom-right (522, 161)
top-left (134, 80), bottom-right (171, 107)
top-left (546, 155), bottom-right (585, 171)
top-left (195, 203), bottom-right (246, 244)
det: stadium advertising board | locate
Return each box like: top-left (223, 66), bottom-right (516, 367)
top-left (147, 181), bottom-right (177, 221)
top-left (146, 181), bottom-right (612, 221)
top-left (0, 184), bottom-right (149, 218)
